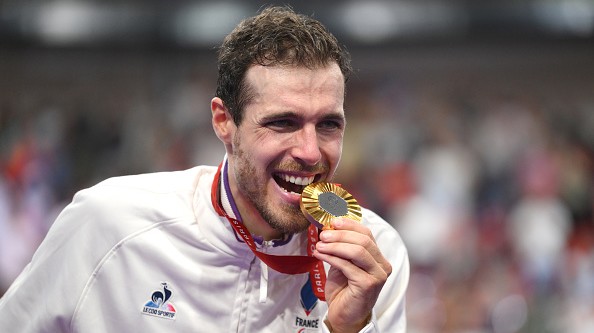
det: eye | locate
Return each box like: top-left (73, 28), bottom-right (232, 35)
top-left (317, 119), bottom-right (343, 132)
top-left (265, 119), bottom-right (298, 132)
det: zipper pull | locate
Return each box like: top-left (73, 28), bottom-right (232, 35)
top-left (259, 260), bottom-right (269, 303)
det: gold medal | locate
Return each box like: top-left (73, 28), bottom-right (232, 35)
top-left (300, 182), bottom-right (362, 230)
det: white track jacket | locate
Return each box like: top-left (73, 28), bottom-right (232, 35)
top-left (0, 165), bottom-right (409, 332)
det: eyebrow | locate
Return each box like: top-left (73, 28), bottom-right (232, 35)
top-left (260, 111), bottom-right (346, 124)
top-left (259, 111), bottom-right (298, 123)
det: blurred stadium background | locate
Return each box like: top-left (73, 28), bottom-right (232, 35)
top-left (1, 1), bottom-right (593, 332)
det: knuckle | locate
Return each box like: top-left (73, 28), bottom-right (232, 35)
top-left (384, 262), bottom-right (393, 277)
top-left (354, 245), bottom-right (368, 259)
top-left (360, 236), bottom-right (374, 250)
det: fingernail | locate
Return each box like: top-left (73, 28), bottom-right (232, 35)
top-left (332, 219), bottom-right (344, 228)
top-left (320, 231), bottom-right (333, 241)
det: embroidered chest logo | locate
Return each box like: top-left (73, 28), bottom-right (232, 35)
top-left (300, 279), bottom-right (318, 316)
top-left (293, 279), bottom-right (321, 331)
top-left (141, 282), bottom-right (177, 320)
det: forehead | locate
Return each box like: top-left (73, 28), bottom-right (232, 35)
top-left (242, 63), bottom-right (345, 114)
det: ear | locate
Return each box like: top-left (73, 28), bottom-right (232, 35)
top-left (211, 97), bottom-right (236, 150)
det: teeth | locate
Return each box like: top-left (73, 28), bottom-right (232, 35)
top-left (282, 174), bottom-right (314, 186)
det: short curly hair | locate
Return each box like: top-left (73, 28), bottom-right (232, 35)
top-left (215, 6), bottom-right (352, 125)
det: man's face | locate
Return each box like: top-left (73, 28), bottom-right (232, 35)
top-left (227, 63), bottom-right (345, 238)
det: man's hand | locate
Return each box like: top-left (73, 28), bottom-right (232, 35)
top-left (313, 218), bottom-right (392, 333)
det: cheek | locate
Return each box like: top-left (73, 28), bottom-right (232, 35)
top-left (253, 131), bottom-right (294, 155)
top-left (327, 138), bottom-right (343, 159)
top-left (235, 132), bottom-right (282, 168)
top-left (323, 140), bottom-right (343, 173)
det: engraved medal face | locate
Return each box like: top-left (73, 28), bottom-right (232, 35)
top-left (300, 182), bottom-right (362, 230)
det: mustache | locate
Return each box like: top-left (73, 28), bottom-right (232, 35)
top-left (274, 161), bottom-right (329, 174)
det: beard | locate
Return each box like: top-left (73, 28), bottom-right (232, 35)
top-left (231, 142), bottom-right (312, 236)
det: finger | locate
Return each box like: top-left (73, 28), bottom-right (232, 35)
top-left (316, 240), bottom-right (391, 278)
top-left (319, 230), bottom-right (381, 265)
top-left (331, 218), bottom-right (376, 241)
top-left (319, 218), bottom-right (393, 277)
top-left (313, 248), bottom-right (368, 281)
top-left (314, 246), bottom-right (391, 299)
top-left (319, 223), bottom-right (390, 273)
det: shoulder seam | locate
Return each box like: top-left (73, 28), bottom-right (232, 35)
top-left (69, 217), bottom-right (189, 330)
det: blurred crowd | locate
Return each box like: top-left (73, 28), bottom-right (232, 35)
top-left (342, 72), bottom-right (594, 332)
top-left (1, 45), bottom-right (593, 333)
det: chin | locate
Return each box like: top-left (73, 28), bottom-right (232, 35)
top-left (264, 204), bottom-right (311, 235)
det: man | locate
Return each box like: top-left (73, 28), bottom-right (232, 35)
top-left (0, 6), bottom-right (409, 332)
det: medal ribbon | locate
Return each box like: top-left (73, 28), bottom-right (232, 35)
top-left (211, 162), bottom-right (327, 301)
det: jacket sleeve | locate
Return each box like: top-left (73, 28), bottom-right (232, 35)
top-left (373, 226), bottom-right (409, 333)
top-left (0, 186), bottom-right (120, 333)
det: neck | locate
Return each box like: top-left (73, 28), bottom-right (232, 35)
top-left (221, 159), bottom-right (283, 241)
top-left (230, 185), bottom-right (283, 241)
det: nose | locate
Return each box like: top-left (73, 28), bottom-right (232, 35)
top-left (291, 125), bottom-right (322, 166)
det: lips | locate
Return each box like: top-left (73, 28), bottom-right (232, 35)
top-left (273, 173), bottom-right (317, 195)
